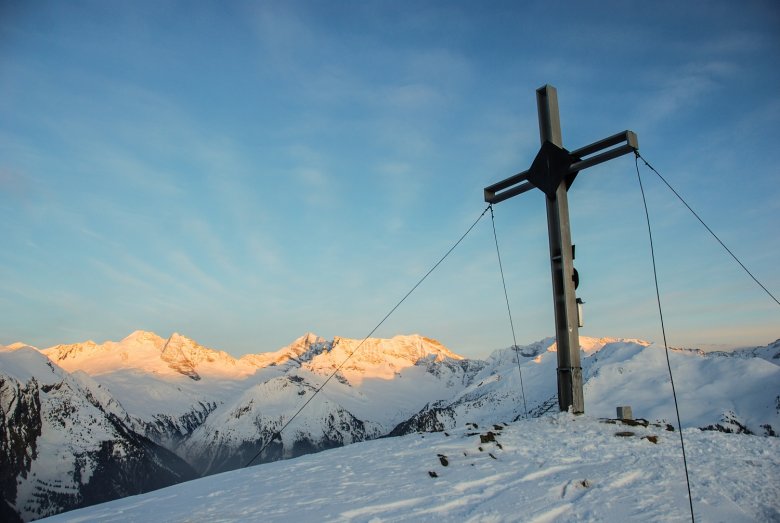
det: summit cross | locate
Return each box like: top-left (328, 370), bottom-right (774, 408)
top-left (484, 84), bottom-right (638, 414)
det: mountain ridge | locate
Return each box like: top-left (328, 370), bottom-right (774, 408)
top-left (2, 332), bottom-right (778, 522)
top-left (35, 330), bottom-right (461, 378)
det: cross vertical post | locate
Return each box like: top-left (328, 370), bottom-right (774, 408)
top-left (537, 85), bottom-right (583, 414)
top-left (483, 84), bottom-right (638, 415)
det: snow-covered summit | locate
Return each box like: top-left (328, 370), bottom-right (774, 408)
top-left (121, 329), bottom-right (167, 345)
top-left (3, 342), bottom-right (40, 351)
top-left (306, 334), bottom-right (462, 378)
top-left (159, 332), bottom-right (249, 379)
top-left (239, 332), bottom-right (329, 368)
top-left (334, 333), bottom-right (462, 362)
top-left (236, 333), bottom-right (459, 373)
top-left (0, 345), bottom-right (61, 383)
top-left (40, 330), bottom-right (254, 379)
top-left (43, 339), bottom-right (102, 361)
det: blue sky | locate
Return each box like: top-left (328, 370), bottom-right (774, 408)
top-left (1, 1), bottom-right (778, 357)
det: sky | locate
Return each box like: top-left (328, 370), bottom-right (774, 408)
top-left (1, 1), bottom-right (778, 358)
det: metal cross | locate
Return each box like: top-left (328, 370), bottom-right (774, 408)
top-left (484, 85), bottom-right (638, 414)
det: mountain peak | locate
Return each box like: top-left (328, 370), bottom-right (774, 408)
top-left (44, 339), bottom-right (100, 361)
top-left (317, 334), bottom-right (462, 377)
top-left (300, 332), bottom-right (324, 344)
top-left (168, 331), bottom-right (192, 344)
top-left (289, 332), bottom-right (326, 353)
top-left (160, 334), bottom-right (201, 381)
top-left (121, 330), bottom-right (166, 345)
top-left (239, 333), bottom-right (329, 368)
top-left (5, 341), bottom-right (38, 351)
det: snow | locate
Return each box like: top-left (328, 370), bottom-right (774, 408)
top-left (6, 342), bottom-right (40, 351)
top-left (32, 332), bottom-right (485, 438)
top-left (0, 346), bottom-right (152, 522)
top-left (38, 413), bottom-right (780, 522)
top-left (40, 330), bottom-right (258, 379)
top-left (0, 345), bottom-right (61, 384)
top-left (6, 333), bottom-right (779, 521)
top-left (582, 342), bottom-right (780, 430)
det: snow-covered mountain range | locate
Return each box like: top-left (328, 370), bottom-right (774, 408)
top-left (2, 332), bottom-right (778, 522)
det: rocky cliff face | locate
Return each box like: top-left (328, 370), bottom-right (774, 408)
top-left (0, 377), bottom-right (42, 523)
top-left (0, 348), bottom-right (196, 522)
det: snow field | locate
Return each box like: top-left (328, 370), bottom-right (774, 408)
top-left (40, 413), bottom-right (780, 522)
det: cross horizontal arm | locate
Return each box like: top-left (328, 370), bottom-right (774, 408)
top-left (484, 178), bottom-right (534, 204)
top-left (484, 170), bottom-right (530, 194)
top-left (568, 130), bottom-right (638, 173)
top-left (570, 130), bottom-right (638, 159)
top-left (483, 130), bottom-right (638, 204)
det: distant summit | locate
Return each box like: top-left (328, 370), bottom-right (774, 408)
top-left (40, 330), bottom-right (252, 379)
